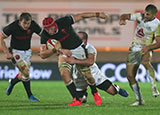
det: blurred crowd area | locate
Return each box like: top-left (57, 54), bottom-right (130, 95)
top-left (0, 0), bottom-right (158, 2)
top-left (0, 0), bottom-right (160, 63)
top-left (0, 51), bottom-right (160, 62)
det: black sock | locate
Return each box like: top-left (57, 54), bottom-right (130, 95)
top-left (22, 80), bottom-right (32, 98)
top-left (77, 89), bottom-right (87, 98)
top-left (11, 77), bottom-right (21, 86)
top-left (66, 82), bottom-right (79, 100)
top-left (89, 84), bottom-right (97, 95)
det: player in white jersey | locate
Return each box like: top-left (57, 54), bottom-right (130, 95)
top-left (65, 31), bottom-right (128, 103)
top-left (119, 4), bottom-right (160, 106)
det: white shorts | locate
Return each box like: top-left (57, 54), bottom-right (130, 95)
top-left (73, 63), bottom-right (108, 90)
top-left (70, 43), bottom-right (87, 59)
top-left (12, 49), bottom-right (32, 65)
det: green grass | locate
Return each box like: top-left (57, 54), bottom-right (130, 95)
top-left (0, 81), bottom-right (160, 115)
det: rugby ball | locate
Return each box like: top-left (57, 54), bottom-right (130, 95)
top-left (46, 38), bottom-right (58, 50)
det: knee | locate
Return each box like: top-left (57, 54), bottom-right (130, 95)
top-left (60, 69), bottom-right (71, 83)
top-left (127, 75), bottom-right (134, 82)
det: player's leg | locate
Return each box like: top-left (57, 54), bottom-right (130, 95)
top-left (8, 49), bottom-right (39, 101)
top-left (76, 65), bottom-right (102, 105)
top-left (6, 73), bottom-right (21, 96)
top-left (70, 45), bottom-right (98, 93)
top-left (127, 64), bottom-right (144, 105)
top-left (96, 80), bottom-right (128, 97)
top-left (142, 52), bottom-right (159, 97)
top-left (76, 88), bottom-right (88, 103)
top-left (58, 56), bottom-right (81, 106)
top-left (73, 73), bottom-right (89, 103)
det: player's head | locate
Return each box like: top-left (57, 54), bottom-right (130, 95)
top-left (19, 12), bottom-right (32, 30)
top-left (42, 17), bottom-right (58, 35)
top-left (144, 4), bottom-right (158, 21)
top-left (78, 31), bottom-right (88, 46)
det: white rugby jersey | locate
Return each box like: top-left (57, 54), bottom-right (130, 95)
top-left (72, 43), bottom-right (107, 86)
top-left (130, 13), bottom-right (160, 51)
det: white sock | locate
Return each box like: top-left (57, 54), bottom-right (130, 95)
top-left (65, 80), bottom-right (73, 86)
top-left (132, 83), bottom-right (143, 101)
top-left (113, 84), bottom-right (120, 93)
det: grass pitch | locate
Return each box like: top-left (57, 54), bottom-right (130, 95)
top-left (0, 81), bottom-right (160, 115)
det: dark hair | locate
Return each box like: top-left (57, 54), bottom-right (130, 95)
top-left (19, 12), bottom-right (32, 21)
top-left (78, 31), bottom-right (88, 41)
top-left (145, 4), bottom-right (158, 14)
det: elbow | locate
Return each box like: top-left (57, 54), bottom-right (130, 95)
top-left (87, 61), bottom-right (94, 66)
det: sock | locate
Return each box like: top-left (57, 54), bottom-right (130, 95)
top-left (66, 80), bottom-right (79, 100)
top-left (89, 83), bottom-right (98, 95)
top-left (11, 74), bottom-right (21, 86)
top-left (76, 89), bottom-right (87, 98)
top-left (147, 69), bottom-right (156, 88)
top-left (132, 83), bottom-right (143, 101)
top-left (113, 84), bottom-right (120, 93)
top-left (22, 80), bottom-right (32, 98)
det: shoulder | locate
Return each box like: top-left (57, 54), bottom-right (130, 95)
top-left (86, 43), bottom-right (97, 53)
top-left (87, 43), bottom-right (95, 49)
top-left (6, 20), bottom-right (18, 28)
top-left (131, 13), bottom-right (143, 21)
top-left (31, 20), bottom-right (40, 26)
top-left (41, 30), bottom-right (48, 36)
top-left (56, 15), bottom-right (74, 24)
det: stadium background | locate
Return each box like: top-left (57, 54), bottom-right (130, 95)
top-left (0, 0), bottom-right (160, 82)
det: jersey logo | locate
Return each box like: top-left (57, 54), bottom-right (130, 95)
top-left (61, 29), bottom-right (67, 33)
top-left (26, 29), bottom-right (31, 34)
top-left (15, 55), bottom-right (20, 60)
top-left (137, 28), bottom-right (144, 37)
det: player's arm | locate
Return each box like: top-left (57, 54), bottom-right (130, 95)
top-left (65, 53), bottom-right (95, 66)
top-left (119, 14), bottom-right (131, 25)
top-left (142, 23), bottom-right (160, 53)
top-left (73, 12), bottom-right (109, 23)
top-left (142, 36), bottom-right (160, 53)
top-left (0, 32), bottom-right (13, 60)
top-left (39, 44), bottom-right (55, 59)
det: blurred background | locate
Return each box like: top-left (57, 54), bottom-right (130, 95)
top-left (0, 0), bottom-right (160, 82)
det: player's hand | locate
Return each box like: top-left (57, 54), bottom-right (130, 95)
top-left (55, 41), bottom-right (62, 51)
top-left (119, 20), bottom-right (126, 25)
top-left (99, 12), bottom-right (109, 20)
top-left (61, 49), bottom-right (72, 57)
top-left (65, 57), bottom-right (76, 64)
top-left (5, 52), bottom-right (14, 60)
top-left (142, 45), bottom-right (150, 54)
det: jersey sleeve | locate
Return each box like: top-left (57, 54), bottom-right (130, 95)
top-left (56, 16), bottom-right (74, 28)
top-left (130, 13), bottom-right (142, 21)
top-left (155, 23), bottom-right (160, 37)
top-left (87, 44), bottom-right (97, 56)
top-left (2, 23), bottom-right (13, 37)
top-left (40, 31), bottom-right (48, 44)
top-left (32, 20), bottom-right (42, 35)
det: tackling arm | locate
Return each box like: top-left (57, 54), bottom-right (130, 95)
top-left (73, 12), bottom-right (109, 23)
top-left (65, 53), bottom-right (95, 66)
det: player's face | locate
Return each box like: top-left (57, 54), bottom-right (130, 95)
top-left (144, 10), bottom-right (155, 21)
top-left (19, 19), bottom-right (31, 30)
top-left (78, 33), bottom-right (87, 46)
top-left (45, 27), bottom-right (57, 35)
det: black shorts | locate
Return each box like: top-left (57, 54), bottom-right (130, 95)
top-left (97, 80), bottom-right (112, 91)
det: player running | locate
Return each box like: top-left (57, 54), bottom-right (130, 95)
top-left (119, 4), bottom-right (160, 106)
top-left (0, 12), bottom-right (42, 101)
top-left (40, 12), bottom-right (108, 106)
